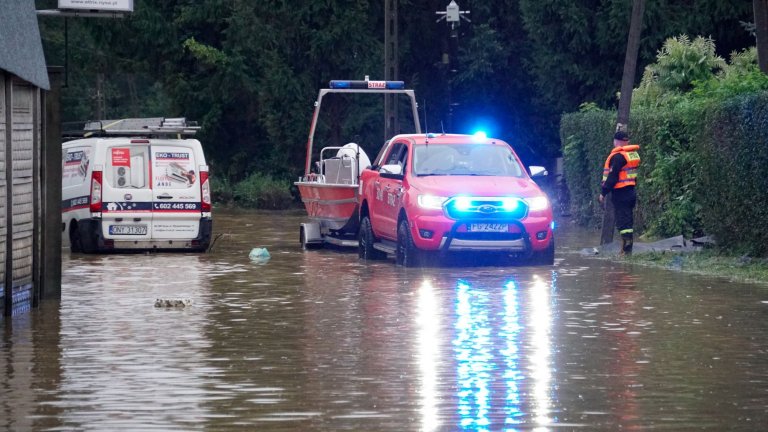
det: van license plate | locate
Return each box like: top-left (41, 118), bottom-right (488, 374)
top-left (469, 223), bottom-right (508, 232)
top-left (109, 225), bottom-right (148, 235)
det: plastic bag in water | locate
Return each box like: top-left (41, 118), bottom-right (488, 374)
top-left (249, 247), bottom-right (271, 262)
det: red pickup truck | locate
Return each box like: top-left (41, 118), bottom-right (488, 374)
top-left (358, 133), bottom-right (554, 266)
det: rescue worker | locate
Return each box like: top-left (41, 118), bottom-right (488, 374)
top-left (599, 130), bottom-right (640, 255)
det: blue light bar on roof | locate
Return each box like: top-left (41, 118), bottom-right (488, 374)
top-left (329, 80), bottom-right (405, 90)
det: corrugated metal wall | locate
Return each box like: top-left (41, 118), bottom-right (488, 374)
top-left (1, 73), bottom-right (39, 317)
top-left (12, 79), bottom-right (35, 314)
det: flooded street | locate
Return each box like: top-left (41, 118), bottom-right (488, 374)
top-left (2, 208), bottom-right (768, 431)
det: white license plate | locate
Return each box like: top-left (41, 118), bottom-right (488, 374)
top-left (109, 224), bottom-right (148, 235)
top-left (468, 223), bottom-right (508, 232)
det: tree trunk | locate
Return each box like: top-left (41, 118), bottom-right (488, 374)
top-left (601, 0), bottom-right (645, 246)
top-left (755, 0), bottom-right (768, 73)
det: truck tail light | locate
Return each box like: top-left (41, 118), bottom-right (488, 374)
top-left (90, 170), bottom-right (102, 212)
top-left (200, 170), bottom-right (211, 212)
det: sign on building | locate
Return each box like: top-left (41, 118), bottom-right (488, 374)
top-left (58, 0), bottom-right (134, 12)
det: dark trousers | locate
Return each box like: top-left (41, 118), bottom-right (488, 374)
top-left (612, 187), bottom-right (636, 251)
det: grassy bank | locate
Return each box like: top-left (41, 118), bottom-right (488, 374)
top-left (623, 250), bottom-right (768, 285)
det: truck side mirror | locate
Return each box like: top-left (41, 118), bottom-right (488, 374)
top-left (380, 164), bottom-right (403, 178)
top-left (529, 166), bottom-right (548, 178)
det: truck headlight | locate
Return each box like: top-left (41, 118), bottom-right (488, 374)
top-left (418, 195), bottom-right (448, 209)
top-left (526, 196), bottom-right (549, 212)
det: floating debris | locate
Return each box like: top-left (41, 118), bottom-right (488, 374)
top-left (249, 247), bottom-right (271, 262)
top-left (154, 298), bottom-right (192, 308)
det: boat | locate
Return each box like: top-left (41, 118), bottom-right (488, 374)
top-left (294, 78), bottom-right (421, 248)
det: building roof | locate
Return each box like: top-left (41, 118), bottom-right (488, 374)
top-left (0, 0), bottom-right (49, 89)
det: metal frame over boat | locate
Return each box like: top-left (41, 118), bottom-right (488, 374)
top-left (295, 79), bottom-right (421, 248)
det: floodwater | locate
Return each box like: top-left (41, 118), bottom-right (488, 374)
top-left (2, 208), bottom-right (768, 431)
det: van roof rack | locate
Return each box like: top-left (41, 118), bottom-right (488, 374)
top-left (63, 117), bottom-right (200, 139)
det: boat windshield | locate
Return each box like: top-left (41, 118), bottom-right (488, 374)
top-left (413, 143), bottom-right (525, 177)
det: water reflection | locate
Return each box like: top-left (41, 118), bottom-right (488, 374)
top-left (53, 254), bottom-right (218, 430)
top-left (3, 210), bottom-right (768, 431)
top-left (416, 271), bottom-right (558, 431)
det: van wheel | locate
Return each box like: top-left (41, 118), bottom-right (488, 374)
top-left (396, 218), bottom-right (420, 267)
top-left (70, 224), bottom-right (82, 253)
top-left (359, 216), bottom-right (385, 260)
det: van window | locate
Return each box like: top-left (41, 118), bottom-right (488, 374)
top-left (62, 146), bottom-right (91, 188)
top-left (105, 146), bottom-right (150, 189)
top-left (152, 147), bottom-right (198, 189)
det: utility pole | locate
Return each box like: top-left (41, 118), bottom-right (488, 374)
top-left (601, 0), bottom-right (645, 246)
top-left (384, 0), bottom-right (398, 139)
top-left (436, 0), bottom-right (469, 132)
top-left (754, 0), bottom-right (768, 73)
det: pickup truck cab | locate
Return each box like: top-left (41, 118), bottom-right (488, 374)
top-left (358, 133), bottom-right (554, 266)
top-left (61, 118), bottom-right (212, 253)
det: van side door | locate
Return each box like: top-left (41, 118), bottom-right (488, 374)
top-left (150, 141), bottom-right (203, 239)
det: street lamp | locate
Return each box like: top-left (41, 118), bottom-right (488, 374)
top-left (435, 1), bottom-right (470, 132)
top-left (436, 0), bottom-right (470, 32)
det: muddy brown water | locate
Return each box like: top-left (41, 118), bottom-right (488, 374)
top-left (1, 208), bottom-right (767, 431)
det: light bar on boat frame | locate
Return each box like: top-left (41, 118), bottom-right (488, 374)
top-left (329, 80), bottom-right (405, 90)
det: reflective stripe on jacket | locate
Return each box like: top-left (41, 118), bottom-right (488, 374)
top-left (602, 144), bottom-right (640, 189)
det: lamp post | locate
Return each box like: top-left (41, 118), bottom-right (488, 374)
top-left (436, 1), bottom-right (469, 132)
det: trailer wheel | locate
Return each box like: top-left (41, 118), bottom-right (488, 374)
top-left (300, 226), bottom-right (321, 250)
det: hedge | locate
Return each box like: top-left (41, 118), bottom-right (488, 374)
top-left (560, 91), bottom-right (768, 256)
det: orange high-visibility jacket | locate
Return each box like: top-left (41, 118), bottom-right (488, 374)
top-left (602, 144), bottom-right (640, 189)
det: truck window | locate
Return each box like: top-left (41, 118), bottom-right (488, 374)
top-left (105, 146), bottom-right (149, 189)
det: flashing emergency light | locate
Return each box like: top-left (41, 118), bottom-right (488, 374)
top-left (472, 130), bottom-right (487, 140)
top-left (454, 197), bottom-right (473, 211)
top-left (329, 80), bottom-right (406, 90)
top-left (500, 197), bottom-right (519, 211)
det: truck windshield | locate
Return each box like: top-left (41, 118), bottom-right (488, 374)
top-left (413, 143), bottom-right (525, 177)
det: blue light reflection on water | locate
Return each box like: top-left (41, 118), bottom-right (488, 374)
top-left (455, 281), bottom-right (493, 430)
top-left (453, 273), bottom-right (557, 431)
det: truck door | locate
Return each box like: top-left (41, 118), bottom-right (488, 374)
top-left (101, 141), bottom-right (153, 241)
top-left (371, 141), bottom-right (407, 240)
top-left (150, 142), bottom-right (202, 239)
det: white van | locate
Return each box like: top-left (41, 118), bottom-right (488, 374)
top-left (61, 118), bottom-right (212, 253)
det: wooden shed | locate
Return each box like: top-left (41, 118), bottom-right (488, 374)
top-left (0, 0), bottom-right (56, 317)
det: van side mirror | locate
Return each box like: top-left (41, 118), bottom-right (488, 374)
top-left (529, 166), bottom-right (548, 178)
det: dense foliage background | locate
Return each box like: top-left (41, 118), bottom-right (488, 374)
top-left (561, 37), bottom-right (768, 256)
top-left (36, 0), bottom-right (756, 209)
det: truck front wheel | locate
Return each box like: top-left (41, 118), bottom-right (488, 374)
top-left (396, 219), bottom-right (420, 267)
top-left (359, 216), bottom-right (385, 260)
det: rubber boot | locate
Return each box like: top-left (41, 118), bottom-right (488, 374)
top-left (621, 235), bottom-right (633, 256)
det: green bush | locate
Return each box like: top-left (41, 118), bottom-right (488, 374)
top-left (695, 92), bottom-right (768, 255)
top-left (232, 173), bottom-right (293, 209)
top-left (210, 174), bottom-right (234, 205)
top-left (560, 111), bottom-right (615, 227)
